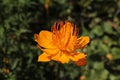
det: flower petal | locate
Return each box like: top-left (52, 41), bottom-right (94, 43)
top-left (37, 30), bottom-right (56, 49)
top-left (74, 57), bottom-right (87, 66)
top-left (51, 51), bottom-right (61, 61)
top-left (58, 22), bottom-right (78, 52)
top-left (70, 53), bottom-right (86, 61)
top-left (59, 53), bottom-right (70, 63)
top-left (41, 48), bottom-right (59, 55)
top-left (66, 36), bottom-right (77, 52)
top-left (59, 22), bottom-right (74, 47)
top-left (38, 52), bottom-right (50, 62)
top-left (75, 36), bottom-right (90, 49)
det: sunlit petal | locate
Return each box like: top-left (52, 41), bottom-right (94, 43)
top-left (41, 48), bottom-right (59, 54)
top-left (70, 53), bottom-right (86, 61)
top-left (59, 53), bottom-right (70, 63)
top-left (75, 36), bottom-right (90, 48)
top-left (37, 30), bottom-right (56, 49)
top-left (38, 52), bottom-right (50, 62)
top-left (60, 22), bottom-right (74, 47)
top-left (51, 51), bottom-right (61, 61)
top-left (74, 57), bottom-right (87, 66)
top-left (66, 36), bottom-right (77, 52)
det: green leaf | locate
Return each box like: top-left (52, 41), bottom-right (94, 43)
top-left (102, 22), bottom-right (114, 34)
top-left (111, 48), bottom-right (120, 59)
top-left (92, 25), bottom-right (104, 36)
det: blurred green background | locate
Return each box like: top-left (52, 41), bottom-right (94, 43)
top-left (0, 0), bottom-right (120, 80)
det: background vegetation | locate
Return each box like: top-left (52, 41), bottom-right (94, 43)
top-left (0, 0), bottom-right (120, 80)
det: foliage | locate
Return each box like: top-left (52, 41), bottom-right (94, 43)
top-left (0, 0), bottom-right (120, 80)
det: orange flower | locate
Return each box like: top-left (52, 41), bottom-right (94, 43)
top-left (34, 21), bottom-right (90, 66)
